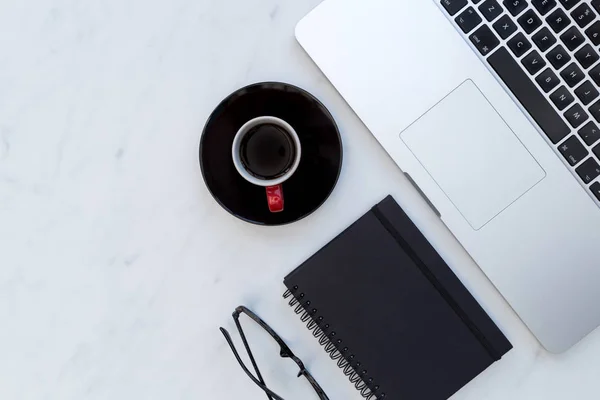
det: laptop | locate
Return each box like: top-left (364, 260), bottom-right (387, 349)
top-left (296, 0), bottom-right (600, 353)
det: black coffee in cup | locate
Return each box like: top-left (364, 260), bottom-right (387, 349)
top-left (240, 124), bottom-right (296, 179)
top-left (232, 116), bottom-right (302, 212)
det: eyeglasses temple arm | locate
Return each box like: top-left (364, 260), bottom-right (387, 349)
top-left (219, 327), bottom-right (285, 400)
top-left (233, 316), bottom-right (271, 396)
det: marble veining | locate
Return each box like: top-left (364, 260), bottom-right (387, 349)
top-left (2, 0), bottom-right (600, 399)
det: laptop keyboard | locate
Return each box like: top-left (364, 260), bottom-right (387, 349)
top-left (441, 0), bottom-right (600, 203)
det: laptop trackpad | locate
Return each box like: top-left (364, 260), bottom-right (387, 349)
top-left (400, 80), bottom-right (545, 230)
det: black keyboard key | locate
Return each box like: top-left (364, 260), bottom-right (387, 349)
top-left (560, 26), bottom-right (586, 51)
top-left (571, 3), bottom-right (596, 28)
top-left (456, 7), bottom-right (483, 33)
top-left (576, 158), bottom-right (600, 184)
top-left (493, 14), bottom-right (519, 38)
top-left (575, 45), bottom-right (600, 69)
top-left (595, 143), bottom-right (600, 159)
top-left (585, 21), bottom-right (600, 45)
top-left (532, 0), bottom-right (557, 15)
top-left (470, 25), bottom-right (501, 55)
top-left (593, 0), bottom-right (600, 14)
top-left (578, 121), bottom-right (600, 145)
top-left (508, 33), bottom-right (532, 57)
top-left (575, 81), bottom-right (599, 105)
top-left (442, 0), bottom-right (468, 15)
top-left (590, 64), bottom-right (600, 87)
top-left (479, 0), bottom-right (504, 21)
top-left (532, 27), bottom-right (557, 52)
top-left (536, 68), bottom-right (560, 91)
top-left (561, 62), bottom-right (585, 87)
top-left (559, 135), bottom-right (589, 165)
top-left (558, 0), bottom-right (581, 11)
top-left (503, 0), bottom-right (528, 16)
top-left (590, 182), bottom-right (600, 201)
top-left (589, 99), bottom-right (600, 122)
top-left (547, 9), bottom-right (571, 33)
top-left (518, 9), bottom-right (542, 34)
top-left (564, 103), bottom-right (589, 128)
top-left (550, 86), bottom-right (575, 110)
top-left (488, 47), bottom-right (571, 143)
top-left (522, 50), bottom-right (547, 74)
top-left (547, 45), bottom-right (571, 69)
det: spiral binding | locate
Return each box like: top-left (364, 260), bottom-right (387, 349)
top-left (283, 286), bottom-right (386, 400)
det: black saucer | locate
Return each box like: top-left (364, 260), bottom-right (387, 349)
top-left (200, 82), bottom-right (343, 226)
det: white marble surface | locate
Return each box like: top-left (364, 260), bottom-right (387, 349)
top-left (2, 0), bottom-right (600, 399)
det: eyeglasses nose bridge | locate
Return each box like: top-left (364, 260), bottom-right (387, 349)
top-left (279, 348), bottom-right (291, 358)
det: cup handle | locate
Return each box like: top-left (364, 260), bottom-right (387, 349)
top-left (266, 185), bottom-right (284, 213)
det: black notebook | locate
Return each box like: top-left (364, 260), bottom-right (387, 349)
top-left (283, 196), bottom-right (512, 400)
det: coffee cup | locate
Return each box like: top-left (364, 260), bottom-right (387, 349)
top-left (232, 116), bottom-right (302, 213)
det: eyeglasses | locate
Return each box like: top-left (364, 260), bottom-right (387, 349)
top-left (220, 306), bottom-right (330, 400)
